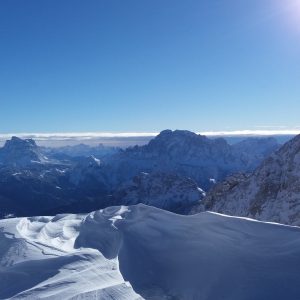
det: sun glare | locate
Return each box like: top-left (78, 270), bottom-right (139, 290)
top-left (274, 0), bottom-right (300, 34)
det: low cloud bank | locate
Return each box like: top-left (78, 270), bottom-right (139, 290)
top-left (0, 132), bottom-right (158, 141)
top-left (200, 129), bottom-right (300, 136)
top-left (0, 130), bottom-right (298, 147)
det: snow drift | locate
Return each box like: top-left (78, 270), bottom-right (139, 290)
top-left (1, 204), bottom-right (300, 299)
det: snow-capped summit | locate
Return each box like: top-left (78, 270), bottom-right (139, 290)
top-left (0, 136), bottom-right (48, 167)
top-left (192, 134), bottom-right (300, 226)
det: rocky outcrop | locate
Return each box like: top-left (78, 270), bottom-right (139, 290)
top-left (112, 172), bottom-right (205, 213)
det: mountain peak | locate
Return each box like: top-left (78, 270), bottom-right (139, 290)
top-left (147, 129), bottom-right (211, 151)
top-left (4, 136), bottom-right (37, 149)
top-left (157, 129), bottom-right (206, 139)
top-left (0, 136), bottom-right (47, 167)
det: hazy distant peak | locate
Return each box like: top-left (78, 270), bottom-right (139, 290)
top-left (4, 136), bottom-right (37, 148)
top-left (0, 136), bottom-right (47, 167)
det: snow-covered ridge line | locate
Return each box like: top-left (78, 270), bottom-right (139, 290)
top-left (206, 211), bottom-right (300, 228)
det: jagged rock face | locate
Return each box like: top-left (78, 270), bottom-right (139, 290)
top-left (112, 172), bottom-right (205, 213)
top-left (192, 135), bottom-right (300, 226)
top-left (189, 173), bottom-right (250, 214)
top-left (0, 136), bottom-right (48, 167)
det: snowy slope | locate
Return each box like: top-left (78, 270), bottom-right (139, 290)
top-left (1, 204), bottom-right (300, 299)
top-left (0, 212), bottom-right (142, 299)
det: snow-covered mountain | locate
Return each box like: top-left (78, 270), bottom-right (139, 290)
top-left (111, 172), bottom-right (205, 213)
top-left (101, 130), bottom-right (279, 190)
top-left (191, 134), bottom-right (300, 226)
top-left (0, 132), bottom-right (280, 218)
top-left (1, 204), bottom-right (300, 299)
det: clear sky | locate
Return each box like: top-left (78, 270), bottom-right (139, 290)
top-left (0, 0), bottom-right (300, 133)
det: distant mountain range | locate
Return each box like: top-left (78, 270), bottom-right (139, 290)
top-left (98, 130), bottom-right (279, 190)
top-left (0, 130), bottom-right (280, 218)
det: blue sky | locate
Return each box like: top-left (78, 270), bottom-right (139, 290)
top-left (0, 0), bottom-right (300, 133)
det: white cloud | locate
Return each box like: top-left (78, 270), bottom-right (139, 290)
top-left (0, 129), bottom-right (299, 143)
top-left (0, 132), bottom-right (158, 141)
top-left (199, 130), bottom-right (300, 136)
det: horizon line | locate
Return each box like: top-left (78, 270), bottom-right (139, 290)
top-left (0, 129), bottom-right (299, 141)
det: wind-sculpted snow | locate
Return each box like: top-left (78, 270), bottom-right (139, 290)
top-left (1, 204), bottom-right (300, 299)
top-left (0, 212), bottom-right (142, 300)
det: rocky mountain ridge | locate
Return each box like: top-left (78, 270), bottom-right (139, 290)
top-left (190, 134), bottom-right (300, 226)
top-left (0, 130), bottom-right (280, 218)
